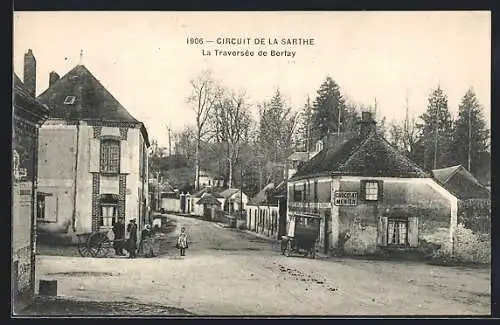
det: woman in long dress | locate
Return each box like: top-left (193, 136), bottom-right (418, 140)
top-left (139, 224), bottom-right (154, 257)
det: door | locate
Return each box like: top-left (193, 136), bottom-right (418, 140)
top-left (278, 198), bottom-right (287, 238)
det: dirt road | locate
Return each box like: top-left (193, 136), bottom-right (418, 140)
top-left (35, 214), bottom-right (491, 316)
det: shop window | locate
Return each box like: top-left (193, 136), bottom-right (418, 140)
top-left (37, 194), bottom-right (46, 220)
top-left (100, 139), bottom-right (120, 174)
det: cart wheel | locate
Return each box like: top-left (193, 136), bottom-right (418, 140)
top-left (77, 235), bottom-right (92, 257)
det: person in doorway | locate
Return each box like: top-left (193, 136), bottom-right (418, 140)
top-left (112, 217), bottom-right (125, 256)
top-left (126, 219), bottom-right (138, 258)
top-left (176, 227), bottom-right (189, 256)
top-left (139, 224), bottom-right (154, 257)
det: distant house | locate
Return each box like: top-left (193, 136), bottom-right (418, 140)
top-left (287, 139), bottom-right (324, 179)
top-left (288, 111), bottom-right (465, 256)
top-left (195, 193), bottom-right (222, 220)
top-left (199, 170), bottom-right (215, 188)
top-left (12, 59), bottom-right (50, 312)
top-left (36, 60), bottom-right (150, 238)
top-left (191, 187), bottom-right (224, 216)
top-left (432, 165), bottom-right (490, 200)
top-left (246, 183), bottom-right (280, 237)
top-left (219, 188), bottom-right (249, 213)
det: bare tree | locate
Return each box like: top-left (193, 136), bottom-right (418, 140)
top-left (211, 89), bottom-right (252, 188)
top-left (187, 70), bottom-right (222, 190)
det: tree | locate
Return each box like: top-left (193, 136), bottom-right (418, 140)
top-left (296, 95), bottom-right (313, 151)
top-left (418, 85), bottom-right (454, 170)
top-left (187, 70), bottom-right (222, 190)
top-left (174, 125), bottom-right (196, 162)
top-left (210, 89), bottom-right (252, 188)
top-left (451, 88), bottom-right (489, 174)
top-left (310, 76), bottom-right (349, 141)
top-left (387, 94), bottom-right (422, 157)
top-left (257, 89), bottom-right (299, 188)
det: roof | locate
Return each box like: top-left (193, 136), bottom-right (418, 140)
top-left (432, 165), bottom-right (461, 184)
top-left (196, 194), bottom-right (222, 206)
top-left (13, 74), bottom-right (49, 123)
top-left (248, 183), bottom-right (277, 206)
top-left (37, 65), bottom-right (150, 146)
top-left (272, 180), bottom-right (287, 198)
top-left (219, 188), bottom-right (241, 198)
top-left (432, 165), bottom-right (490, 200)
top-left (193, 187), bottom-right (224, 198)
top-left (290, 132), bottom-right (428, 181)
top-left (287, 152), bottom-right (311, 162)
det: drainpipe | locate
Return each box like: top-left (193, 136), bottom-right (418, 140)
top-left (71, 122), bottom-right (80, 233)
top-left (30, 125), bottom-right (39, 295)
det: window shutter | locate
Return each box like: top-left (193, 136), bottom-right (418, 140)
top-left (120, 141), bottom-right (130, 173)
top-left (360, 180), bottom-right (367, 201)
top-left (377, 216), bottom-right (388, 246)
top-left (89, 138), bottom-right (100, 172)
top-left (377, 180), bottom-right (384, 202)
top-left (408, 217), bottom-right (419, 248)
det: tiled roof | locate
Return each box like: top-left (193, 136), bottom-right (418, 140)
top-left (291, 132), bottom-right (428, 181)
top-left (432, 165), bottom-right (490, 200)
top-left (38, 65), bottom-right (139, 123)
top-left (287, 152), bottom-right (311, 162)
top-left (193, 187), bottom-right (224, 198)
top-left (196, 194), bottom-right (222, 206)
top-left (37, 65), bottom-right (150, 146)
top-left (219, 188), bottom-right (240, 198)
top-left (13, 73), bottom-right (50, 121)
top-left (248, 183), bottom-right (275, 206)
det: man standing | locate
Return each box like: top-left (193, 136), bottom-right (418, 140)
top-left (126, 219), bottom-right (138, 258)
top-left (112, 217), bottom-right (125, 256)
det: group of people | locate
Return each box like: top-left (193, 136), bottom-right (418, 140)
top-left (112, 217), bottom-right (189, 258)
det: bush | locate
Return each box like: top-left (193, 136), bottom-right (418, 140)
top-left (433, 223), bottom-right (490, 264)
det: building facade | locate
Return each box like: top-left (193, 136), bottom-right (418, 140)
top-left (12, 60), bottom-right (49, 311)
top-left (287, 112), bottom-right (461, 256)
top-left (35, 62), bottom-right (150, 238)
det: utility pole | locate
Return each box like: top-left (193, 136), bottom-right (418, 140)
top-left (433, 92), bottom-right (440, 170)
top-left (468, 105), bottom-right (472, 171)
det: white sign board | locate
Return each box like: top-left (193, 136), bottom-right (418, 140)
top-left (333, 191), bottom-right (358, 206)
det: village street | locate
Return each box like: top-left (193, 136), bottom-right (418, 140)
top-left (35, 214), bottom-right (491, 316)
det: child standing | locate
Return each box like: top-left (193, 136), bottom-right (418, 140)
top-left (176, 227), bottom-right (189, 256)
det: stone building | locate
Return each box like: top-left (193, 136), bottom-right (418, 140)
top-left (287, 111), bottom-right (462, 256)
top-left (35, 59), bottom-right (150, 238)
top-left (12, 50), bottom-right (50, 312)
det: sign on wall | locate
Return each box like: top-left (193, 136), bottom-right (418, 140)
top-left (333, 191), bottom-right (358, 206)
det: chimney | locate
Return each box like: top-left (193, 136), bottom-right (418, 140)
top-left (23, 49), bottom-right (36, 97)
top-left (49, 71), bottom-right (60, 87)
top-left (359, 111), bottom-right (377, 138)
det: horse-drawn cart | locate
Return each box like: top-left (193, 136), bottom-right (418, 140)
top-left (76, 231), bottom-right (116, 258)
top-left (281, 213), bottom-right (321, 259)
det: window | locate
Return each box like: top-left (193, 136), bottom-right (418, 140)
top-left (100, 194), bottom-right (118, 227)
top-left (365, 181), bottom-right (379, 201)
top-left (100, 204), bottom-right (117, 227)
top-left (293, 189), bottom-right (302, 202)
top-left (64, 96), bottom-right (76, 104)
top-left (387, 217), bottom-right (408, 246)
top-left (100, 139), bottom-right (120, 174)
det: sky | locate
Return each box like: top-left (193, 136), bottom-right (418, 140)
top-left (13, 11), bottom-right (491, 148)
